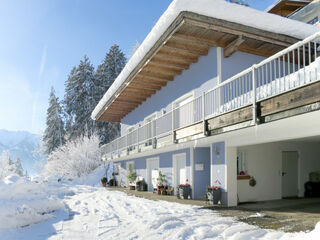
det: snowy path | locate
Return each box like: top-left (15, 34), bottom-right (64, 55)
top-left (1, 185), bottom-right (319, 240)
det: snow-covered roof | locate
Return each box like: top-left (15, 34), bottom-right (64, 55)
top-left (92, 0), bottom-right (320, 121)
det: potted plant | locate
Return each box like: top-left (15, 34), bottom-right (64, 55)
top-left (101, 177), bottom-right (108, 187)
top-left (127, 165), bottom-right (137, 190)
top-left (157, 170), bottom-right (166, 195)
top-left (206, 180), bottom-right (222, 204)
top-left (178, 179), bottom-right (191, 199)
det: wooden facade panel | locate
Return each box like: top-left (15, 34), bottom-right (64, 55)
top-left (207, 106), bottom-right (253, 130)
top-left (175, 122), bottom-right (203, 140)
top-left (260, 81), bottom-right (320, 117)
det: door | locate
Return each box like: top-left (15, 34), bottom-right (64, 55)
top-left (173, 153), bottom-right (187, 193)
top-left (282, 151), bottom-right (299, 198)
top-left (147, 158), bottom-right (159, 192)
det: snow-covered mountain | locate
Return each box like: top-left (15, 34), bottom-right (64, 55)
top-left (0, 129), bottom-right (42, 176)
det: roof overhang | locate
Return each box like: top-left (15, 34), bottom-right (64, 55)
top-left (95, 11), bottom-right (304, 122)
top-left (268, 0), bottom-right (311, 17)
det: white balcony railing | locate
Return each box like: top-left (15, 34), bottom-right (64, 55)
top-left (101, 31), bottom-right (320, 159)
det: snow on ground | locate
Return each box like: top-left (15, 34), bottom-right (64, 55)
top-left (1, 169), bottom-right (320, 240)
top-left (0, 175), bottom-right (73, 231)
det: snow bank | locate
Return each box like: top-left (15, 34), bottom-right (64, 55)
top-left (72, 163), bottom-right (113, 186)
top-left (0, 176), bottom-right (73, 230)
top-left (92, 0), bottom-right (320, 120)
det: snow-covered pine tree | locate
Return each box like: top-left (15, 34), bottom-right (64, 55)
top-left (64, 56), bottom-right (96, 140)
top-left (15, 158), bottom-right (23, 176)
top-left (93, 44), bottom-right (126, 144)
top-left (0, 150), bottom-right (15, 179)
top-left (43, 87), bottom-right (66, 154)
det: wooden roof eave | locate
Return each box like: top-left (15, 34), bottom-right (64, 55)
top-left (96, 11), bottom-right (302, 122)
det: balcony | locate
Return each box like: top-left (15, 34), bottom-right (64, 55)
top-left (101, 32), bottom-right (320, 160)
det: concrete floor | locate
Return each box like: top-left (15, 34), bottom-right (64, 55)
top-left (105, 187), bottom-right (320, 232)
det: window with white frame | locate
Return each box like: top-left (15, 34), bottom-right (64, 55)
top-left (237, 151), bottom-right (247, 175)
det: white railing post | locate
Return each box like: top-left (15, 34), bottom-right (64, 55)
top-left (252, 65), bottom-right (257, 125)
top-left (137, 127), bottom-right (139, 152)
top-left (172, 104), bottom-right (175, 143)
top-left (202, 92), bottom-right (207, 136)
top-left (126, 134), bottom-right (129, 155)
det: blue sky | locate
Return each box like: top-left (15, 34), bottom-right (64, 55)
top-left (0, 0), bottom-right (275, 134)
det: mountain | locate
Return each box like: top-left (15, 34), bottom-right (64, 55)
top-left (0, 129), bottom-right (43, 176)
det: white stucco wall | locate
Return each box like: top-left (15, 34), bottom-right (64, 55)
top-left (237, 141), bottom-right (320, 203)
top-left (121, 48), bottom-right (265, 136)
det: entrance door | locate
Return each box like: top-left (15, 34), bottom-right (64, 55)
top-left (282, 151), bottom-right (299, 198)
top-left (173, 153), bottom-right (187, 193)
top-left (147, 157), bottom-right (159, 192)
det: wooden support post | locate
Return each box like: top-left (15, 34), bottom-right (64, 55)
top-left (224, 36), bottom-right (245, 58)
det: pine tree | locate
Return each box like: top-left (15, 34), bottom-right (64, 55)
top-left (93, 44), bottom-right (126, 144)
top-left (0, 150), bottom-right (15, 179)
top-left (15, 158), bottom-right (23, 176)
top-left (64, 56), bottom-right (96, 139)
top-left (43, 87), bottom-right (66, 154)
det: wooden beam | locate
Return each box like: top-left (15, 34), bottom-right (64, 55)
top-left (126, 86), bottom-right (156, 95)
top-left (238, 45), bottom-right (280, 58)
top-left (147, 61), bottom-right (186, 71)
top-left (117, 94), bottom-right (147, 102)
top-left (114, 99), bottom-right (142, 105)
top-left (128, 82), bottom-right (161, 91)
top-left (163, 44), bottom-right (208, 56)
top-left (150, 57), bottom-right (190, 69)
top-left (166, 39), bottom-right (210, 55)
top-left (108, 103), bottom-right (139, 110)
top-left (154, 52), bottom-right (198, 64)
top-left (104, 109), bottom-right (130, 115)
top-left (111, 102), bottom-right (140, 109)
top-left (121, 90), bottom-right (150, 98)
top-left (134, 77), bottom-right (168, 86)
top-left (184, 18), bottom-right (293, 47)
top-left (137, 73), bottom-right (173, 82)
top-left (175, 122), bottom-right (203, 140)
top-left (207, 106), bottom-right (253, 130)
top-left (171, 32), bottom-right (219, 48)
top-left (260, 81), bottom-right (320, 117)
top-left (139, 69), bottom-right (175, 80)
top-left (224, 36), bottom-right (245, 58)
top-left (143, 64), bottom-right (182, 76)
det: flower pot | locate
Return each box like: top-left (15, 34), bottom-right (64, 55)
top-left (157, 185), bottom-right (164, 195)
top-left (178, 185), bottom-right (191, 199)
top-left (129, 185), bottom-right (135, 190)
top-left (161, 189), bottom-right (167, 195)
top-left (101, 181), bottom-right (106, 187)
top-left (207, 187), bottom-right (221, 204)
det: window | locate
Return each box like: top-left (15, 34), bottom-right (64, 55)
top-left (307, 16), bottom-right (318, 25)
top-left (237, 151), bottom-right (247, 175)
